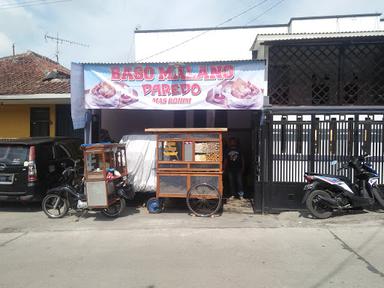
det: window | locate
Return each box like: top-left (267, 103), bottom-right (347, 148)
top-left (86, 153), bottom-right (104, 178)
top-left (0, 146), bottom-right (28, 165)
top-left (158, 141), bottom-right (183, 161)
top-left (194, 142), bottom-right (220, 162)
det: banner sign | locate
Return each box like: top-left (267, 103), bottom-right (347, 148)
top-left (84, 61), bottom-right (265, 110)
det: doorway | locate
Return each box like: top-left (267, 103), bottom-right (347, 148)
top-left (30, 107), bottom-right (50, 137)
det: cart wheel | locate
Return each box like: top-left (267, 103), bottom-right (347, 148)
top-left (147, 197), bottom-right (164, 214)
top-left (186, 183), bottom-right (222, 217)
top-left (101, 198), bottom-right (126, 218)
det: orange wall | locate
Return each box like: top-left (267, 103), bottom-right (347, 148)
top-left (0, 104), bottom-right (56, 137)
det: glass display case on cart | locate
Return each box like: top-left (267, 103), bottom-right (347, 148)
top-left (145, 128), bottom-right (227, 217)
top-left (82, 143), bottom-right (128, 208)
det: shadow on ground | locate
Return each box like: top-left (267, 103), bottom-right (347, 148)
top-left (298, 208), bottom-right (370, 219)
top-left (0, 201), bottom-right (41, 212)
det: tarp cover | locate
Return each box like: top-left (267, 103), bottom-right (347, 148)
top-left (120, 134), bottom-right (156, 192)
top-left (70, 63), bottom-right (87, 129)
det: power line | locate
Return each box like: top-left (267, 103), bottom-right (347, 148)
top-left (245, 0), bottom-right (287, 24)
top-left (0, 0), bottom-right (68, 6)
top-left (0, 0), bottom-right (51, 6)
top-left (136, 0), bottom-right (271, 62)
top-left (216, 0), bottom-right (270, 26)
top-left (0, 0), bottom-right (71, 10)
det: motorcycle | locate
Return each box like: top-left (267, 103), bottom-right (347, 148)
top-left (302, 154), bottom-right (384, 219)
top-left (42, 165), bottom-right (134, 218)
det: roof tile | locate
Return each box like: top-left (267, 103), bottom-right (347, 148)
top-left (0, 51), bottom-right (70, 95)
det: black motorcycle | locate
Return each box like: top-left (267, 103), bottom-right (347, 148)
top-left (42, 166), bottom-right (133, 218)
top-left (303, 154), bottom-right (384, 219)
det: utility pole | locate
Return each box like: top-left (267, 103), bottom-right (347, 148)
top-left (44, 33), bottom-right (89, 63)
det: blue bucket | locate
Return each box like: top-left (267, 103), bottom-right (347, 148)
top-left (147, 198), bottom-right (162, 213)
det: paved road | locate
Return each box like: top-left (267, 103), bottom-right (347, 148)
top-left (0, 203), bottom-right (384, 288)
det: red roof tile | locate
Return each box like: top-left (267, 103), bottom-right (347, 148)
top-left (0, 51), bottom-right (70, 95)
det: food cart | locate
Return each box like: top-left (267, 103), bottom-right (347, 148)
top-left (145, 128), bottom-right (227, 217)
top-left (81, 143), bottom-right (128, 209)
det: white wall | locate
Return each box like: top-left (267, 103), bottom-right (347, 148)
top-left (135, 26), bottom-right (287, 62)
top-left (135, 14), bottom-right (383, 63)
top-left (289, 15), bottom-right (381, 33)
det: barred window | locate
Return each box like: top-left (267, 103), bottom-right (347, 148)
top-left (268, 41), bottom-right (384, 106)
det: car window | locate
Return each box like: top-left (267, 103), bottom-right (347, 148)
top-left (0, 145), bottom-right (28, 165)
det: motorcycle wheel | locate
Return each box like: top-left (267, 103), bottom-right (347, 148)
top-left (306, 190), bottom-right (333, 219)
top-left (42, 194), bottom-right (69, 218)
top-left (372, 187), bottom-right (384, 208)
top-left (101, 198), bottom-right (126, 218)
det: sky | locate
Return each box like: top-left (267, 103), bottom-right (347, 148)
top-left (0, 0), bottom-right (383, 68)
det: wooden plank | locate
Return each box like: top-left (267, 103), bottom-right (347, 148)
top-left (145, 128), bottom-right (227, 133)
top-left (81, 143), bottom-right (126, 151)
top-left (157, 193), bottom-right (188, 198)
top-left (158, 160), bottom-right (221, 164)
top-left (158, 169), bottom-right (221, 173)
top-left (159, 172), bottom-right (220, 175)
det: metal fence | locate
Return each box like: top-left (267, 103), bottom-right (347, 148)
top-left (255, 110), bottom-right (384, 211)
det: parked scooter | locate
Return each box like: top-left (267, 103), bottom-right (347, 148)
top-left (303, 154), bottom-right (384, 219)
top-left (42, 165), bottom-right (133, 218)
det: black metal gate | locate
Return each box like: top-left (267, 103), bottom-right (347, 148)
top-left (254, 109), bottom-right (384, 212)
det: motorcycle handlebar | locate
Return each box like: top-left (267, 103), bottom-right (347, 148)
top-left (358, 153), bottom-right (370, 162)
top-left (337, 154), bottom-right (369, 171)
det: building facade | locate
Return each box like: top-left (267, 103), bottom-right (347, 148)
top-left (132, 13), bottom-right (384, 211)
top-left (0, 51), bottom-right (77, 138)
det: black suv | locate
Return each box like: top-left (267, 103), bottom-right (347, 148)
top-left (0, 137), bottom-right (82, 202)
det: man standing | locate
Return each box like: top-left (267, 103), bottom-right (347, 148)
top-left (224, 137), bottom-right (245, 199)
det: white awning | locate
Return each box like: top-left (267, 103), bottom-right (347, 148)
top-left (0, 93), bottom-right (70, 104)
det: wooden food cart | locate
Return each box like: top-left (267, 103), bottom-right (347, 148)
top-left (145, 128), bottom-right (227, 217)
top-left (81, 143), bottom-right (127, 209)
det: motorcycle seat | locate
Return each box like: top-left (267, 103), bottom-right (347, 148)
top-left (305, 172), bottom-right (321, 176)
top-left (306, 172), bottom-right (348, 181)
top-left (305, 172), bottom-right (356, 191)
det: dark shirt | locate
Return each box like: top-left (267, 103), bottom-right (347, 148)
top-left (226, 147), bottom-right (242, 172)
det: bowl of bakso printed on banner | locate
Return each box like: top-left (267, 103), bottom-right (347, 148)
top-left (115, 82), bottom-right (138, 107)
top-left (206, 83), bottom-right (228, 108)
top-left (206, 78), bottom-right (263, 109)
top-left (88, 81), bottom-right (138, 108)
top-left (223, 78), bottom-right (263, 108)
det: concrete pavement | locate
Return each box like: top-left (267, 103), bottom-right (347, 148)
top-left (0, 203), bottom-right (383, 288)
